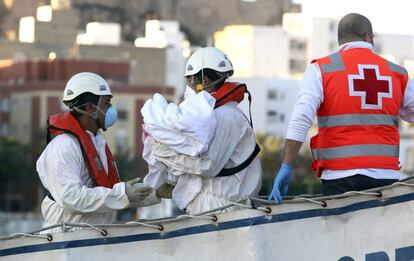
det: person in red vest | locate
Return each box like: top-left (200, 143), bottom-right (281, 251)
top-left (269, 13), bottom-right (414, 203)
top-left (143, 47), bottom-right (262, 214)
top-left (36, 72), bottom-right (156, 231)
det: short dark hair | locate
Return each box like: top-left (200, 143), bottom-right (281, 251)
top-left (337, 13), bottom-right (373, 44)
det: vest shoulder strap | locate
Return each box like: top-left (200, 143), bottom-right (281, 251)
top-left (216, 143), bottom-right (260, 177)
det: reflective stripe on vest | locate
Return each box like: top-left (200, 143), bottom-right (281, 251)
top-left (388, 61), bottom-right (408, 75)
top-left (321, 53), bottom-right (345, 73)
top-left (318, 114), bottom-right (398, 128)
top-left (312, 144), bottom-right (399, 160)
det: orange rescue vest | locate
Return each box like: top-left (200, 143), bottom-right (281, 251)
top-left (212, 82), bottom-right (247, 108)
top-left (47, 112), bottom-right (120, 188)
top-left (311, 48), bottom-right (408, 176)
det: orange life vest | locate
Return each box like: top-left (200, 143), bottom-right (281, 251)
top-left (47, 112), bottom-right (120, 188)
top-left (311, 48), bottom-right (408, 176)
top-left (213, 82), bottom-right (246, 108)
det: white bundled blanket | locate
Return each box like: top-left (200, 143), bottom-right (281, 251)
top-left (141, 90), bottom-right (218, 210)
top-left (141, 91), bottom-right (217, 157)
top-left (141, 92), bottom-right (262, 213)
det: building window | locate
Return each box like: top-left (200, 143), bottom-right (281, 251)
top-left (267, 110), bottom-right (278, 122)
top-left (290, 39), bottom-right (307, 51)
top-left (115, 128), bottom-right (128, 152)
top-left (17, 77), bottom-right (24, 85)
top-left (268, 90), bottom-right (277, 100)
top-left (289, 59), bottom-right (306, 74)
top-left (280, 114), bottom-right (285, 123)
top-left (116, 100), bottom-right (128, 121)
top-left (118, 110), bottom-right (128, 120)
top-left (0, 123), bottom-right (10, 136)
top-left (329, 22), bottom-right (336, 32)
top-left (1, 97), bottom-right (9, 112)
top-left (1, 195), bottom-right (23, 212)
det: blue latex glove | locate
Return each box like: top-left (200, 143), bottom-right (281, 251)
top-left (268, 163), bottom-right (292, 204)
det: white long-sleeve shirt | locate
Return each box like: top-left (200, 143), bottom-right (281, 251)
top-left (36, 130), bottom-right (130, 231)
top-left (143, 102), bottom-right (262, 213)
top-left (286, 41), bottom-right (414, 180)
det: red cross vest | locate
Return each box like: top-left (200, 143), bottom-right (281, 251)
top-left (47, 112), bottom-right (120, 188)
top-left (311, 48), bottom-right (408, 176)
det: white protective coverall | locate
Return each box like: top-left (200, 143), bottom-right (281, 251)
top-left (142, 91), bottom-right (262, 214)
top-left (37, 130), bottom-right (158, 232)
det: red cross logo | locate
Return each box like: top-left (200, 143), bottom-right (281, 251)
top-left (348, 64), bottom-right (392, 110)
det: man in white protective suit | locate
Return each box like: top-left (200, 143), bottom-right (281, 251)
top-left (142, 47), bottom-right (262, 215)
top-left (37, 72), bottom-right (158, 232)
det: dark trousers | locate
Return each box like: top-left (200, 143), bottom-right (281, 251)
top-left (321, 174), bottom-right (397, 196)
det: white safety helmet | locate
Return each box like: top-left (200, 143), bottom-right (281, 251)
top-left (184, 47), bottom-right (234, 77)
top-left (63, 72), bottom-right (112, 105)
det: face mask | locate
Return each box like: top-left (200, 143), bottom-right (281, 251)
top-left (103, 105), bottom-right (117, 129)
top-left (184, 85), bottom-right (196, 100)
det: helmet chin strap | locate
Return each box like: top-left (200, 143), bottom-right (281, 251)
top-left (199, 77), bottom-right (224, 93)
top-left (72, 96), bottom-right (104, 128)
top-left (92, 96), bottom-right (103, 120)
top-left (196, 71), bottom-right (228, 93)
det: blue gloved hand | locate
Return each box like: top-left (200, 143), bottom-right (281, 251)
top-left (268, 163), bottom-right (292, 204)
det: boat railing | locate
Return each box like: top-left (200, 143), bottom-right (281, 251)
top-left (1, 176), bottom-right (414, 242)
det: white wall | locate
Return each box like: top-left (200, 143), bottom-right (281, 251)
top-left (283, 13), bottom-right (338, 62)
top-left (77, 22), bottom-right (121, 46)
top-left (252, 26), bottom-right (290, 77)
top-left (310, 17), bottom-right (337, 60)
top-left (166, 46), bottom-right (186, 102)
top-left (375, 34), bottom-right (414, 65)
top-left (215, 25), bottom-right (290, 78)
top-left (235, 77), bottom-right (301, 137)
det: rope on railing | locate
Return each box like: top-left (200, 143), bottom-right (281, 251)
top-left (4, 178), bottom-right (414, 241)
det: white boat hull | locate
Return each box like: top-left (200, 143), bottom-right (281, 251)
top-left (2, 184), bottom-right (414, 260)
